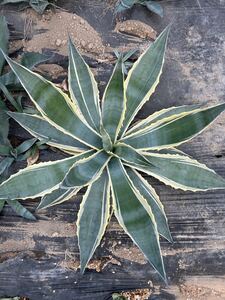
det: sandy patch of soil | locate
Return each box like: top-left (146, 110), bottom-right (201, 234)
top-left (60, 249), bottom-right (121, 273)
top-left (179, 283), bottom-right (225, 299)
top-left (36, 63), bottom-right (66, 78)
top-left (19, 9), bottom-right (156, 62)
top-left (23, 10), bottom-right (106, 57)
top-left (115, 20), bottom-right (157, 40)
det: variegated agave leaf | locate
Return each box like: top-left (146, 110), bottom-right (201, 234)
top-left (0, 26), bottom-right (225, 282)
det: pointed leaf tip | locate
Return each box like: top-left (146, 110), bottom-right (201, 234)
top-left (119, 26), bottom-right (170, 137)
top-left (78, 172), bottom-right (110, 273)
top-left (108, 158), bottom-right (166, 281)
top-left (123, 102), bottom-right (225, 150)
top-left (68, 36), bottom-right (101, 132)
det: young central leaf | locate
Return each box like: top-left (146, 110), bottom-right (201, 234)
top-left (100, 125), bottom-right (113, 153)
top-left (102, 57), bottom-right (125, 144)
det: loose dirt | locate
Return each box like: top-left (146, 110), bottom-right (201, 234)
top-left (23, 10), bottom-right (106, 56)
top-left (115, 20), bottom-right (157, 40)
top-left (20, 9), bottom-right (156, 61)
top-left (113, 288), bottom-right (152, 300)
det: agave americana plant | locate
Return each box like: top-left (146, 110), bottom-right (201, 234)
top-left (0, 27), bottom-right (225, 281)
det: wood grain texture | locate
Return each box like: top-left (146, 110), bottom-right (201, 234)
top-left (1, 0), bottom-right (225, 299)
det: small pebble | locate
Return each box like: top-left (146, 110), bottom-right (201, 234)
top-left (55, 39), bottom-right (62, 47)
top-left (81, 40), bottom-right (86, 47)
top-left (52, 232), bottom-right (59, 237)
top-left (88, 43), bottom-right (93, 49)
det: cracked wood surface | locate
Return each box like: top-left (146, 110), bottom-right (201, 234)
top-left (1, 0), bottom-right (225, 299)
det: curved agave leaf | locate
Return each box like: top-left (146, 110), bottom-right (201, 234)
top-left (143, 152), bottom-right (225, 191)
top-left (122, 103), bottom-right (225, 149)
top-left (38, 187), bottom-right (79, 210)
top-left (8, 112), bottom-right (88, 152)
top-left (15, 138), bottom-right (37, 156)
top-left (29, 0), bottom-right (50, 14)
top-left (102, 57), bottom-right (125, 143)
top-left (7, 200), bottom-right (36, 220)
top-left (0, 81), bottom-right (22, 112)
top-left (0, 157), bottom-right (14, 176)
top-left (0, 100), bottom-right (10, 146)
top-left (125, 104), bottom-right (200, 136)
top-left (145, 1), bottom-right (163, 17)
top-left (119, 26), bottom-right (170, 137)
top-left (116, 144), bottom-right (225, 191)
top-left (0, 150), bottom-right (94, 200)
top-left (0, 200), bottom-right (4, 213)
top-left (108, 157), bottom-right (166, 281)
top-left (62, 150), bottom-right (111, 188)
top-left (1, 53), bottom-right (102, 149)
top-left (126, 168), bottom-right (172, 242)
top-left (100, 125), bottom-right (113, 153)
top-left (0, 52), bottom-right (49, 88)
top-left (78, 170), bottom-right (110, 272)
top-left (115, 0), bottom-right (136, 13)
top-left (147, 148), bottom-right (190, 156)
top-left (115, 0), bottom-right (163, 17)
top-left (0, 145), bottom-right (13, 156)
top-left (0, 16), bottom-right (9, 74)
top-left (114, 142), bottom-right (151, 167)
top-left (68, 38), bottom-right (101, 132)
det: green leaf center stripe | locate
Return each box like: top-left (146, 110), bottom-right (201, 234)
top-left (114, 143), bottom-right (225, 191)
top-left (102, 58), bottom-right (126, 143)
top-left (0, 150), bottom-right (94, 200)
top-left (8, 112), bottom-right (88, 152)
top-left (127, 151), bottom-right (225, 191)
top-left (108, 158), bottom-right (166, 281)
top-left (114, 142), bottom-right (151, 167)
top-left (124, 104), bottom-right (201, 137)
top-left (68, 38), bottom-right (101, 132)
top-left (126, 168), bottom-right (173, 242)
top-left (38, 187), bottom-right (79, 210)
top-left (119, 26), bottom-right (170, 138)
top-left (2, 53), bottom-right (102, 149)
top-left (122, 103), bottom-right (225, 150)
top-left (100, 125), bottom-right (113, 153)
top-left (61, 150), bottom-right (111, 188)
top-left (126, 168), bottom-right (172, 242)
top-left (78, 170), bottom-right (110, 272)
